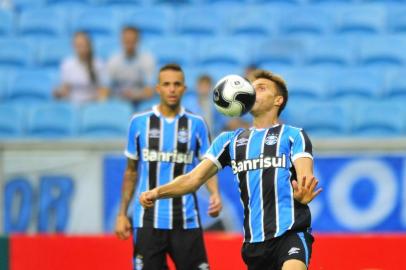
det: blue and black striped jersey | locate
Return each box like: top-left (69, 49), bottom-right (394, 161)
top-left (125, 105), bottom-right (211, 229)
top-left (205, 124), bottom-right (313, 243)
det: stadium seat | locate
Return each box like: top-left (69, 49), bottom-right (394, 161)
top-left (282, 69), bottom-right (328, 100)
top-left (0, 10), bottom-right (13, 36)
top-left (386, 70), bottom-right (406, 100)
top-left (8, 69), bottom-right (56, 103)
top-left (327, 69), bottom-right (385, 101)
top-left (388, 7), bottom-right (406, 33)
top-left (304, 37), bottom-right (355, 68)
top-left (148, 37), bottom-right (195, 67)
top-left (287, 102), bottom-right (349, 137)
top-left (0, 69), bottom-right (12, 100)
top-left (0, 103), bottom-right (24, 138)
top-left (334, 6), bottom-right (386, 36)
top-left (278, 8), bottom-right (332, 38)
top-left (176, 7), bottom-right (222, 38)
top-left (227, 7), bottom-right (276, 39)
top-left (352, 102), bottom-right (404, 136)
top-left (94, 37), bottom-right (120, 61)
top-left (45, 0), bottom-right (95, 7)
top-left (12, 0), bottom-right (45, 11)
top-left (99, 0), bottom-right (145, 5)
top-left (71, 8), bottom-right (117, 39)
top-left (254, 38), bottom-right (304, 70)
top-left (197, 38), bottom-right (250, 70)
top-left (203, 65), bottom-right (244, 82)
top-left (80, 101), bottom-right (133, 137)
top-left (27, 102), bottom-right (77, 137)
top-left (0, 38), bottom-right (33, 69)
top-left (36, 38), bottom-right (72, 68)
top-left (357, 36), bottom-right (406, 68)
top-left (18, 8), bottom-right (68, 39)
top-left (116, 7), bottom-right (174, 39)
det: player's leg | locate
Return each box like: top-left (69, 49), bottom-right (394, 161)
top-left (168, 228), bottom-right (209, 270)
top-left (133, 227), bottom-right (168, 270)
top-left (241, 240), bottom-right (276, 270)
top-left (277, 231), bottom-right (314, 270)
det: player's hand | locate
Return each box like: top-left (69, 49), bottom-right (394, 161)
top-left (139, 189), bottom-right (158, 208)
top-left (292, 176), bottom-right (322, 205)
top-left (208, 192), bottom-right (222, 218)
top-left (115, 215), bottom-right (132, 240)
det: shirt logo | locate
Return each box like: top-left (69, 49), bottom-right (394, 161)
top-left (230, 154), bottom-right (287, 174)
top-left (178, 128), bottom-right (188, 144)
top-left (236, 137), bottom-right (249, 147)
top-left (149, 128), bottom-right (160, 138)
top-left (265, 134), bottom-right (278, 145)
top-left (142, 149), bottom-right (194, 164)
top-left (288, 247), bottom-right (301, 256)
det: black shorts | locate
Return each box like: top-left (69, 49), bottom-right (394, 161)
top-left (133, 227), bottom-right (209, 270)
top-left (241, 230), bottom-right (314, 270)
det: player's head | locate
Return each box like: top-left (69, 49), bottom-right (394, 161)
top-left (250, 70), bottom-right (288, 117)
top-left (121, 26), bottom-right (140, 56)
top-left (157, 64), bottom-right (186, 108)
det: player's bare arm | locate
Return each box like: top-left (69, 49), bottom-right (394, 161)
top-left (205, 176), bottom-right (222, 217)
top-left (292, 157), bottom-right (322, 204)
top-left (115, 158), bottom-right (138, 240)
top-left (140, 159), bottom-right (218, 208)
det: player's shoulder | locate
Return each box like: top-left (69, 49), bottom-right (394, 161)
top-left (130, 108), bottom-right (154, 123)
top-left (282, 124), bottom-right (304, 134)
top-left (214, 128), bottom-right (245, 142)
top-left (184, 110), bottom-right (207, 125)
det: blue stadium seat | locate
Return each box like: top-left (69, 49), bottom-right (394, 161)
top-left (12, 0), bottom-right (45, 11)
top-left (8, 69), bottom-right (56, 103)
top-left (334, 6), bottom-right (386, 36)
top-left (388, 7), bottom-right (406, 33)
top-left (327, 69), bottom-right (384, 101)
top-left (282, 69), bottom-right (328, 100)
top-left (36, 38), bottom-right (72, 68)
top-left (227, 7), bottom-right (276, 39)
top-left (279, 8), bottom-right (332, 38)
top-left (148, 37), bottom-right (195, 67)
top-left (0, 10), bottom-right (13, 36)
top-left (117, 7), bottom-right (174, 39)
top-left (357, 36), bottom-right (406, 68)
top-left (100, 0), bottom-right (145, 5)
top-left (27, 102), bottom-right (76, 137)
top-left (94, 37), bottom-right (120, 61)
top-left (0, 103), bottom-right (24, 138)
top-left (0, 69), bottom-right (13, 100)
top-left (176, 7), bottom-right (222, 38)
top-left (352, 102), bottom-right (404, 136)
top-left (0, 38), bottom-right (33, 69)
top-left (203, 65), bottom-right (244, 82)
top-left (197, 38), bottom-right (250, 70)
top-left (254, 38), bottom-right (304, 70)
top-left (18, 8), bottom-right (68, 39)
top-left (80, 101), bottom-right (133, 137)
top-left (304, 37), bottom-right (355, 68)
top-left (287, 102), bottom-right (349, 137)
top-left (71, 8), bottom-right (117, 39)
top-left (386, 70), bottom-right (406, 100)
top-left (45, 0), bottom-right (95, 7)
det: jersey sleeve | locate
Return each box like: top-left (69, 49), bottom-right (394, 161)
top-left (204, 131), bottom-right (232, 170)
top-left (124, 118), bottom-right (140, 160)
top-left (291, 129), bottom-right (313, 162)
top-left (196, 118), bottom-right (211, 160)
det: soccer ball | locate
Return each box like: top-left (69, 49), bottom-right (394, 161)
top-left (212, 74), bottom-right (256, 117)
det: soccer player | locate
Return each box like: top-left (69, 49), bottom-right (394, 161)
top-left (116, 64), bottom-right (222, 270)
top-left (140, 70), bottom-right (322, 270)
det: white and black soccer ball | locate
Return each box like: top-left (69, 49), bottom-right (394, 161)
top-left (212, 75), bottom-right (256, 117)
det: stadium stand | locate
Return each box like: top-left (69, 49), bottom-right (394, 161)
top-left (0, 1), bottom-right (405, 137)
top-left (0, 103), bottom-right (24, 138)
top-left (79, 101), bottom-right (132, 137)
top-left (27, 102), bottom-right (77, 137)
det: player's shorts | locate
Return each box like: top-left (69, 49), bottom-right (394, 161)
top-left (133, 227), bottom-right (209, 270)
top-left (241, 230), bottom-right (314, 270)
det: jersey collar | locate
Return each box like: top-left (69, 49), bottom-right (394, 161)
top-left (152, 105), bottom-right (185, 118)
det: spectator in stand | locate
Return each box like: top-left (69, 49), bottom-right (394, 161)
top-left (107, 26), bottom-right (155, 109)
top-left (54, 31), bottom-right (109, 105)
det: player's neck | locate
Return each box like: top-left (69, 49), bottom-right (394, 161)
top-left (253, 111), bottom-right (279, 129)
top-left (158, 103), bottom-right (181, 118)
